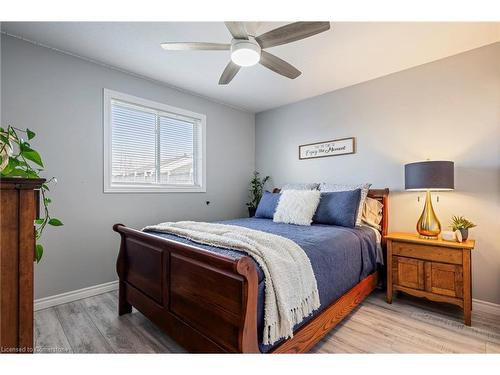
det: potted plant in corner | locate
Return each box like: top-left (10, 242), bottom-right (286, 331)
top-left (1, 125), bottom-right (63, 263)
top-left (450, 215), bottom-right (476, 241)
top-left (246, 171), bottom-right (270, 217)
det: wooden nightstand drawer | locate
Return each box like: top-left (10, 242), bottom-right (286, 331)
top-left (392, 241), bottom-right (462, 265)
top-left (393, 256), bottom-right (425, 290)
top-left (425, 262), bottom-right (463, 298)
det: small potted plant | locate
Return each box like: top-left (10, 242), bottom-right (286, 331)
top-left (450, 215), bottom-right (476, 241)
top-left (246, 171), bottom-right (270, 217)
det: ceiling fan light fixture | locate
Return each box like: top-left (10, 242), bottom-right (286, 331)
top-left (160, 22), bottom-right (331, 84)
top-left (230, 39), bottom-right (261, 67)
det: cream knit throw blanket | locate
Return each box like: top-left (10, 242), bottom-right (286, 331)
top-left (143, 221), bottom-right (320, 345)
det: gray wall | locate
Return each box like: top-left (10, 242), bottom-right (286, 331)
top-left (1, 35), bottom-right (255, 299)
top-left (256, 43), bottom-right (500, 304)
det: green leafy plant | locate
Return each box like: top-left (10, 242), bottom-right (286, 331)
top-left (0, 125), bottom-right (63, 263)
top-left (246, 171), bottom-right (270, 210)
top-left (450, 215), bottom-right (476, 231)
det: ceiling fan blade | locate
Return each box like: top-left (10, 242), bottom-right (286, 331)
top-left (244, 22), bottom-right (261, 37)
top-left (259, 51), bottom-right (301, 79)
top-left (219, 61), bottom-right (241, 85)
top-left (224, 22), bottom-right (248, 39)
top-left (256, 22), bottom-right (330, 49)
top-left (160, 42), bottom-right (230, 51)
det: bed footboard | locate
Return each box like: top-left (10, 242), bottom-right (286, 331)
top-left (113, 224), bottom-right (259, 353)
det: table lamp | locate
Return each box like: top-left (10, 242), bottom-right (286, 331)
top-left (405, 161), bottom-right (454, 239)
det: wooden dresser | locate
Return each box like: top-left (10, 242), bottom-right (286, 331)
top-left (0, 177), bottom-right (45, 353)
top-left (385, 232), bottom-right (475, 325)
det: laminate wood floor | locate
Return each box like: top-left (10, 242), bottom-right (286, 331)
top-left (34, 290), bottom-right (500, 353)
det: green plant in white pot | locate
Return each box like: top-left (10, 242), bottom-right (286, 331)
top-left (246, 171), bottom-right (270, 217)
top-left (0, 125), bottom-right (63, 262)
top-left (450, 215), bottom-right (476, 241)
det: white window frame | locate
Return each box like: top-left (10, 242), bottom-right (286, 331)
top-left (103, 89), bottom-right (206, 193)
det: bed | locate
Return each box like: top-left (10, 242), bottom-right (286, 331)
top-left (113, 188), bottom-right (389, 353)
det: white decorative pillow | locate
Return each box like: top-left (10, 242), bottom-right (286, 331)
top-left (319, 183), bottom-right (372, 226)
top-left (362, 197), bottom-right (383, 230)
top-left (281, 182), bottom-right (319, 191)
top-left (273, 190), bottom-right (321, 226)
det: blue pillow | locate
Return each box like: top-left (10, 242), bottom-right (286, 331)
top-left (313, 189), bottom-right (361, 227)
top-left (255, 191), bottom-right (281, 219)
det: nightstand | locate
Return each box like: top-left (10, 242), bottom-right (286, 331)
top-left (385, 232), bottom-right (475, 325)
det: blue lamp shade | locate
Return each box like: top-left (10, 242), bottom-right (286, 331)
top-left (405, 161), bottom-right (454, 191)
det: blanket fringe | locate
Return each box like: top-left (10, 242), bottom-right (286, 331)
top-left (263, 288), bottom-right (320, 345)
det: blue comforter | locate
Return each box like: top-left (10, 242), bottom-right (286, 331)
top-left (145, 217), bottom-right (379, 352)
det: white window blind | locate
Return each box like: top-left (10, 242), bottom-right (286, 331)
top-left (104, 89), bottom-right (206, 193)
top-left (159, 115), bottom-right (197, 185)
top-left (111, 103), bottom-right (157, 185)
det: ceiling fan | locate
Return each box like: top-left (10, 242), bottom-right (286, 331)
top-left (160, 22), bottom-right (331, 85)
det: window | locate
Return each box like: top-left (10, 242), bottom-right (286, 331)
top-left (104, 89), bottom-right (206, 192)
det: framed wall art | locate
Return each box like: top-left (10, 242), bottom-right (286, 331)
top-left (299, 137), bottom-right (355, 160)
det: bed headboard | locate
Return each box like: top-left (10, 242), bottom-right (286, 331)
top-left (367, 189), bottom-right (390, 244)
top-left (272, 187), bottom-right (390, 245)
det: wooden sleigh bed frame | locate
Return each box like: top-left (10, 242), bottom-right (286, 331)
top-left (113, 188), bottom-right (389, 353)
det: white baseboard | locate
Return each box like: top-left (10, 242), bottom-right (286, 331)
top-left (34, 280), bottom-right (119, 311)
top-left (472, 298), bottom-right (500, 316)
top-left (34, 279), bottom-right (500, 317)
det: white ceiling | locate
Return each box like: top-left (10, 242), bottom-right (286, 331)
top-left (2, 22), bottom-right (499, 113)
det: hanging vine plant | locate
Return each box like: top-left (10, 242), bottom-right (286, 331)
top-left (0, 125), bottom-right (63, 263)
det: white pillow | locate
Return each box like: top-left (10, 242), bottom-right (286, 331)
top-left (319, 183), bottom-right (372, 226)
top-left (273, 190), bottom-right (321, 226)
top-left (362, 197), bottom-right (383, 230)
